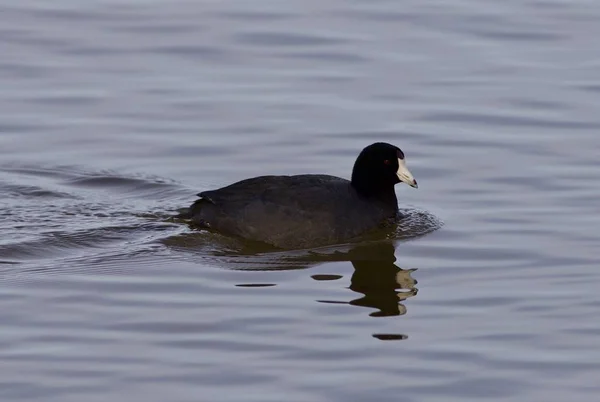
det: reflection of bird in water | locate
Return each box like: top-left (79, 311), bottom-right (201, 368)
top-left (314, 242), bottom-right (418, 317)
top-left (349, 260), bottom-right (417, 317)
top-left (163, 231), bottom-right (419, 317)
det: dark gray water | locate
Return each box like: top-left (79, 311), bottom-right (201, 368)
top-left (1, 0), bottom-right (600, 401)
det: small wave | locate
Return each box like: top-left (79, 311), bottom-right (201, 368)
top-left (0, 222), bottom-right (178, 261)
top-left (2, 182), bottom-right (78, 199)
top-left (1, 164), bottom-right (189, 201)
top-left (0, 165), bottom-right (191, 272)
top-left (394, 207), bottom-right (445, 240)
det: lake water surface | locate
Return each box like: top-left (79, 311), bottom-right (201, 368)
top-left (1, 1), bottom-right (600, 401)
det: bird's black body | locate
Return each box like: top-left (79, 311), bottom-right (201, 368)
top-left (177, 143), bottom-right (417, 249)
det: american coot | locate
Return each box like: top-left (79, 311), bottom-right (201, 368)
top-left (178, 142), bottom-right (418, 249)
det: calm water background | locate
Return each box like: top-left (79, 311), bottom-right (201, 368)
top-left (1, 0), bottom-right (600, 401)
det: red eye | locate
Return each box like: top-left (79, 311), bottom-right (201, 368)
top-left (384, 160), bottom-right (392, 165)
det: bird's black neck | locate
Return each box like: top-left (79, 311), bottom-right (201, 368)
top-left (351, 178), bottom-right (398, 207)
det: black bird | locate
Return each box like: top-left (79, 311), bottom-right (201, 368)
top-left (177, 142), bottom-right (418, 249)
